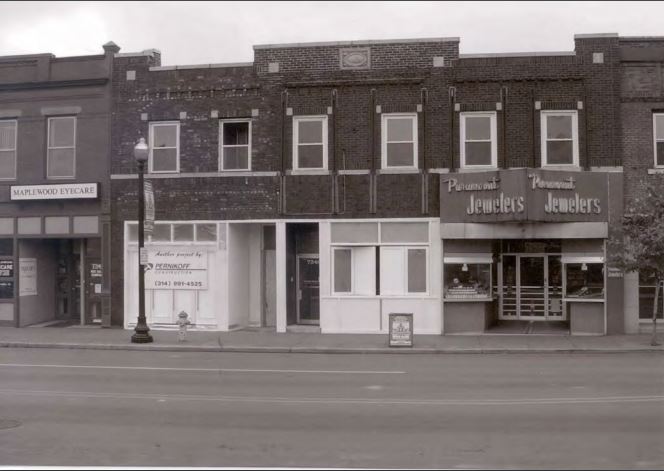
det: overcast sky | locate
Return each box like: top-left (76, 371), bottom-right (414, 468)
top-left (1, 1), bottom-right (662, 65)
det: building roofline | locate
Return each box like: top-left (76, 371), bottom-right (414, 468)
top-left (253, 37), bottom-right (460, 50)
top-left (574, 33), bottom-right (619, 39)
top-left (149, 62), bottom-right (253, 72)
top-left (460, 51), bottom-right (576, 59)
top-left (0, 53), bottom-right (55, 61)
top-left (620, 36), bottom-right (664, 42)
top-left (114, 49), bottom-right (160, 58)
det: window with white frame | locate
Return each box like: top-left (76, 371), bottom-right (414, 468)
top-left (149, 122), bottom-right (179, 173)
top-left (380, 246), bottom-right (427, 295)
top-left (220, 119), bottom-right (251, 170)
top-left (47, 116), bottom-right (76, 178)
top-left (381, 113), bottom-right (418, 169)
top-left (653, 113), bottom-right (664, 168)
top-left (332, 246), bottom-right (376, 295)
top-left (293, 116), bottom-right (327, 170)
top-left (460, 112), bottom-right (497, 168)
top-left (0, 120), bottom-right (17, 180)
top-left (541, 111), bottom-right (579, 167)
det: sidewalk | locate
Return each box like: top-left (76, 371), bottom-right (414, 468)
top-left (1, 326), bottom-right (663, 354)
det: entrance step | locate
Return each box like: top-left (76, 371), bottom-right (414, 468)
top-left (287, 324), bottom-right (321, 333)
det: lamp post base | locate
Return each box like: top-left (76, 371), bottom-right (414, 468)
top-left (131, 329), bottom-right (154, 343)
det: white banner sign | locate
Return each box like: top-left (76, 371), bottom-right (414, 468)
top-left (144, 247), bottom-right (208, 290)
top-left (144, 180), bottom-right (155, 235)
top-left (11, 183), bottom-right (98, 200)
top-left (19, 258), bottom-right (37, 296)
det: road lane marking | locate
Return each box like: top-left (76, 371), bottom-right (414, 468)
top-left (0, 388), bottom-right (662, 406)
top-left (0, 363), bottom-right (405, 375)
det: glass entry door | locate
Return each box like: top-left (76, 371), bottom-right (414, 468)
top-left (499, 254), bottom-right (566, 321)
top-left (297, 254), bottom-right (320, 324)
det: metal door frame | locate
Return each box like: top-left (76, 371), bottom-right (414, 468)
top-left (296, 253), bottom-right (319, 325)
top-left (499, 253), bottom-right (565, 321)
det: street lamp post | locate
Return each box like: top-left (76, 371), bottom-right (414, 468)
top-left (131, 137), bottom-right (153, 343)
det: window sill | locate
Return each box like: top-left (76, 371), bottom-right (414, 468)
top-left (458, 167), bottom-right (497, 173)
top-left (377, 168), bottom-right (420, 174)
top-left (287, 169), bottom-right (330, 176)
top-left (647, 168), bottom-right (664, 174)
top-left (540, 165), bottom-right (582, 172)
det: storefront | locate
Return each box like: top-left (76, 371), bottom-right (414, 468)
top-left (440, 169), bottom-right (623, 335)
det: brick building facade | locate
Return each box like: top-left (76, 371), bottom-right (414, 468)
top-left (104, 33), bottom-right (644, 336)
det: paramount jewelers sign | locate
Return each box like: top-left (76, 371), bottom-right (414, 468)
top-left (11, 183), bottom-right (98, 200)
top-left (440, 169), bottom-right (608, 223)
top-left (144, 247), bottom-right (208, 290)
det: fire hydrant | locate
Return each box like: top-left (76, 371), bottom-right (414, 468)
top-left (176, 311), bottom-right (191, 342)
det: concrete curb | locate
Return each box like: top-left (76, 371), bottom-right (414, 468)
top-left (1, 342), bottom-right (662, 354)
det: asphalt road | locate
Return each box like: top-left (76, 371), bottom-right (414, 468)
top-left (0, 348), bottom-right (662, 469)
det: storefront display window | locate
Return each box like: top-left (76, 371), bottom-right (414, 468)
top-left (444, 262), bottom-right (492, 299)
top-left (565, 262), bottom-right (604, 299)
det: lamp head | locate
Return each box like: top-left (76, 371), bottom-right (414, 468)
top-left (134, 137), bottom-right (149, 163)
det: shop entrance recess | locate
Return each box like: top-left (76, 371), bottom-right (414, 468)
top-left (499, 254), bottom-right (564, 321)
top-left (296, 254), bottom-right (320, 325)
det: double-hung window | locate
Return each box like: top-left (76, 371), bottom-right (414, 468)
top-left (149, 122), bottom-right (179, 173)
top-left (293, 116), bottom-right (328, 170)
top-left (381, 113), bottom-right (418, 169)
top-left (460, 112), bottom-right (497, 169)
top-left (0, 120), bottom-right (17, 180)
top-left (540, 111), bottom-right (579, 167)
top-left (47, 116), bottom-right (76, 178)
top-left (220, 119), bottom-right (251, 171)
top-left (653, 113), bottom-right (664, 168)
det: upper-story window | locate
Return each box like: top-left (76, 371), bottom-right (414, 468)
top-left (460, 112), bottom-right (497, 169)
top-left (220, 119), bottom-right (251, 171)
top-left (293, 116), bottom-right (328, 170)
top-left (381, 113), bottom-right (418, 169)
top-left (47, 116), bottom-right (76, 178)
top-left (541, 111), bottom-right (579, 167)
top-left (149, 122), bottom-right (179, 173)
top-left (0, 120), bottom-right (17, 180)
top-left (653, 113), bottom-right (664, 168)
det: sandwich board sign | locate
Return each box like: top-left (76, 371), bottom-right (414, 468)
top-left (389, 313), bottom-right (413, 347)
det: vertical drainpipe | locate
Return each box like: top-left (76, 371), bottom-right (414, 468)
top-left (501, 85), bottom-right (508, 169)
top-left (448, 86), bottom-right (456, 172)
top-left (420, 87), bottom-right (428, 215)
top-left (280, 89), bottom-right (288, 214)
top-left (583, 83), bottom-right (590, 170)
top-left (331, 89), bottom-right (338, 214)
top-left (370, 88), bottom-right (377, 214)
top-left (531, 85), bottom-right (537, 168)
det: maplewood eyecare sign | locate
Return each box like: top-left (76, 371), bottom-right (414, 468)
top-left (10, 183), bottom-right (98, 200)
top-left (440, 169), bottom-right (609, 223)
top-left (144, 247), bottom-right (208, 290)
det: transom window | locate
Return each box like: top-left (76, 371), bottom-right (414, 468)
top-left (460, 112), bottom-right (497, 168)
top-left (47, 116), bottom-right (76, 178)
top-left (653, 113), bottom-right (664, 168)
top-left (220, 119), bottom-right (251, 171)
top-left (149, 122), bottom-right (179, 173)
top-left (541, 111), bottom-right (579, 167)
top-left (0, 120), bottom-right (17, 180)
top-left (381, 113), bottom-right (418, 169)
top-left (293, 116), bottom-right (328, 170)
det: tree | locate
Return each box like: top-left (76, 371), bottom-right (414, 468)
top-left (609, 181), bottom-right (664, 346)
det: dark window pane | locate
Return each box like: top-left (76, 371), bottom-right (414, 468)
top-left (128, 223), bottom-right (138, 242)
top-left (173, 224), bottom-right (194, 241)
top-left (465, 142), bottom-right (492, 166)
top-left (298, 120), bottom-right (322, 144)
top-left (152, 148), bottom-right (177, 171)
top-left (546, 115), bottom-right (572, 139)
top-left (152, 224), bottom-right (171, 241)
top-left (223, 146), bottom-right (249, 170)
top-left (297, 144), bottom-right (323, 168)
top-left (48, 148), bottom-right (75, 177)
top-left (152, 125), bottom-right (177, 148)
top-left (196, 224), bottom-right (217, 242)
top-left (0, 150), bottom-right (15, 178)
top-left (656, 115), bottom-right (664, 139)
top-left (465, 116), bottom-right (491, 140)
top-left (657, 142), bottom-right (664, 167)
top-left (387, 118), bottom-right (413, 141)
top-left (387, 142), bottom-right (414, 167)
top-left (0, 122), bottom-right (16, 149)
top-left (334, 249), bottom-right (352, 293)
top-left (49, 118), bottom-right (75, 147)
top-left (223, 122), bottom-right (249, 146)
top-left (408, 249), bottom-right (426, 293)
top-left (546, 140), bottom-right (573, 165)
